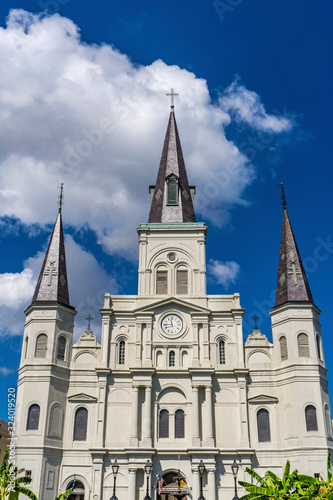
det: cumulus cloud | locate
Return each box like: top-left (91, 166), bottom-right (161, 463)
top-left (219, 77), bottom-right (294, 133)
top-left (208, 259), bottom-right (241, 288)
top-left (0, 9), bottom-right (295, 258)
top-left (0, 366), bottom-right (15, 376)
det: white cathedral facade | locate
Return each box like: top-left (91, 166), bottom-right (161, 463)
top-left (15, 107), bottom-right (333, 500)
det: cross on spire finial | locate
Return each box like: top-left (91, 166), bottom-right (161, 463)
top-left (85, 314), bottom-right (94, 331)
top-left (58, 183), bottom-right (64, 213)
top-left (277, 182), bottom-right (287, 209)
top-left (252, 314), bottom-right (259, 330)
top-left (166, 88), bottom-right (179, 109)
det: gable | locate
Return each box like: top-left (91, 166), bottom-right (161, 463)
top-left (134, 296), bottom-right (210, 315)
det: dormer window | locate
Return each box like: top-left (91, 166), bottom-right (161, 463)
top-left (166, 174), bottom-right (179, 205)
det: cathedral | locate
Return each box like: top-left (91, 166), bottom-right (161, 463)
top-left (15, 104), bottom-right (333, 500)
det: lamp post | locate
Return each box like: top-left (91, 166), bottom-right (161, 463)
top-left (110, 460), bottom-right (119, 500)
top-left (231, 460), bottom-right (239, 500)
top-left (144, 460), bottom-right (152, 500)
top-left (198, 460), bottom-right (205, 500)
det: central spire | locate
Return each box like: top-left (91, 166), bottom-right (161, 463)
top-left (148, 110), bottom-right (196, 223)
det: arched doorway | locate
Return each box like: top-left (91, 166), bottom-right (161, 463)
top-left (67, 480), bottom-right (85, 500)
top-left (157, 470), bottom-right (190, 500)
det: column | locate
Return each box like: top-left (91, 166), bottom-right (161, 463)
top-left (95, 372), bottom-right (108, 447)
top-left (192, 324), bottom-right (199, 366)
top-left (208, 469), bottom-right (216, 499)
top-left (144, 323), bottom-right (153, 367)
top-left (205, 385), bottom-right (214, 446)
top-left (143, 385), bottom-right (152, 447)
top-left (92, 455), bottom-right (104, 500)
top-left (192, 468), bottom-right (200, 500)
top-left (128, 468), bottom-right (136, 498)
top-left (192, 385), bottom-right (200, 446)
top-left (235, 370), bottom-right (250, 447)
top-left (101, 315), bottom-right (111, 366)
top-left (135, 323), bottom-right (142, 366)
top-left (130, 384), bottom-right (139, 446)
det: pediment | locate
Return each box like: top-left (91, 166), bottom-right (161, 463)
top-left (134, 296), bottom-right (211, 315)
top-left (248, 394), bottom-right (278, 403)
top-left (68, 393), bottom-right (97, 403)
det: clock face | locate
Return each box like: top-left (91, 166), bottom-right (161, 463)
top-left (161, 314), bottom-right (183, 335)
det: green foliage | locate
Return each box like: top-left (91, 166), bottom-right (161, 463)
top-left (0, 450), bottom-right (38, 500)
top-left (54, 488), bottom-right (73, 500)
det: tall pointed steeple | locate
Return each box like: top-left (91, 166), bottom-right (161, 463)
top-left (31, 193), bottom-right (70, 306)
top-left (275, 207), bottom-right (313, 306)
top-left (148, 110), bottom-right (196, 223)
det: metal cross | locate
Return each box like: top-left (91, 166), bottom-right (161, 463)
top-left (289, 259), bottom-right (301, 285)
top-left (58, 183), bottom-right (64, 212)
top-left (85, 314), bottom-right (94, 330)
top-left (277, 182), bottom-right (287, 209)
top-left (45, 260), bottom-right (57, 286)
top-left (166, 88), bottom-right (179, 109)
top-left (252, 314), bottom-right (259, 330)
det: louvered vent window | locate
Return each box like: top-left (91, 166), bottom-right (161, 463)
top-left (159, 410), bottom-right (169, 438)
top-left (35, 334), bottom-right (47, 358)
top-left (169, 351), bottom-right (175, 367)
top-left (305, 405), bottom-right (318, 431)
top-left (119, 340), bottom-right (125, 365)
top-left (175, 409), bottom-right (185, 438)
top-left (73, 407), bottom-right (88, 441)
top-left (49, 405), bottom-right (62, 438)
top-left (325, 405), bottom-right (331, 436)
top-left (27, 404), bottom-right (40, 431)
top-left (176, 269), bottom-right (188, 294)
top-left (24, 337), bottom-right (29, 359)
top-left (57, 337), bottom-right (66, 360)
top-left (156, 270), bottom-right (168, 294)
top-left (316, 336), bottom-right (321, 360)
top-left (257, 409), bottom-right (271, 442)
top-left (298, 333), bottom-right (310, 358)
top-left (219, 340), bottom-right (226, 364)
top-left (167, 179), bottom-right (178, 205)
top-left (280, 336), bottom-right (288, 361)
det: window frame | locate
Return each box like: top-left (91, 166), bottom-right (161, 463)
top-left (305, 404), bottom-right (318, 432)
top-left (257, 408), bottom-right (271, 443)
top-left (27, 404), bottom-right (40, 431)
top-left (159, 409), bottom-right (169, 439)
top-left (175, 409), bottom-right (185, 439)
top-left (73, 407), bottom-right (88, 441)
top-left (35, 333), bottom-right (48, 359)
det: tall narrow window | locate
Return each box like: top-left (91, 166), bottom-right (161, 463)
top-left (35, 334), bottom-right (47, 358)
top-left (305, 405), bottom-right (318, 431)
top-left (176, 269), bottom-right (188, 294)
top-left (298, 333), bottom-right (310, 358)
top-left (57, 336), bottom-right (66, 361)
top-left (175, 409), bottom-right (185, 438)
top-left (167, 178), bottom-right (178, 205)
top-left (316, 336), bottom-right (321, 360)
top-left (27, 404), bottom-right (40, 431)
top-left (169, 351), bottom-right (175, 367)
top-left (325, 405), bottom-right (331, 436)
top-left (24, 337), bottom-right (29, 360)
top-left (257, 409), bottom-right (271, 442)
top-left (49, 404), bottom-right (63, 438)
top-left (156, 270), bottom-right (168, 294)
top-left (280, 336), bottom-right (288, 361)
top-left (159, 410), bottom-right (169, 438)
top-left (219, 340), bottom-right (226, 364)
top-left (119, 340), bottom-right (125, 365)
top-left (74, 407), bottom-right (88, 441)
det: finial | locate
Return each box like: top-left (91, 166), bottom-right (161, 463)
top-left (58, 183), bottom-right (64, 213)
top-left (252, 314), bottom-right (259, 330)
top-left (277, 182), bottom-right (287, 209)
top-left (85, 314), bottom-right (94, 331)
top-left (166, 88), bottom-right (179, 109)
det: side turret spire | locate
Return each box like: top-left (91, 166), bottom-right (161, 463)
top-left (275, 186), bottom-right (313, 306)
top-left (31, 187), bottom-right (70, 306)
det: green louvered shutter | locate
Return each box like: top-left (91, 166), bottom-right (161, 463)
top-left (167, 179), bottom-right (178, 205)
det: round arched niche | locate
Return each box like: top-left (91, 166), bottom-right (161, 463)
top-left (248, 350), bottom-right (271, 365)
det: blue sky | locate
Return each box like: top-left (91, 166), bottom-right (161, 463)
top-left (0, 0), bottom-right (332, 420)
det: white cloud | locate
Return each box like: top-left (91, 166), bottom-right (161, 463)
top-left (0, 366), bottom-right (15, 376)
top-left (0, 10), bottom-right (295, 258)
top-left (208, 259), bottom-right (241, 288)
top-left (0, 268), bottom-right (35, 309)
top-left (219, 77), bottom-right (293, 133)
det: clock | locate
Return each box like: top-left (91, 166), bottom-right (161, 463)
top-left (161, 314), bottom-right (183, 335)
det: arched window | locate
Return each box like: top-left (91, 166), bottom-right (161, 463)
top-left (169, 351), bottom-right (175, 367)
top-left (48, 404), bottom-right (63, 438)
top-left (279, 336), bottom-right (288, 361)
top-left (156, 351), bottom-right (163, 368)
top-left (325, 405), bottom-right (331, 436)
top-left (156, 268), bottom-right (168, 294)
top-left (35, 334), bottom-right (47, 358)
top-left (24, 337), bottom-right (29, 360)
top-left (27, 404), bottom-right (40, 431)
top-left (119, 340), bottom-right (125, 365)
top-left (67, 481), bottom-right (85, 500)
top-left (219, 340), bottom-right (226, 364)
top-left (305, 405), bottom-right (318, 431)
top-left (176, 268), bottom-right (188, 294)
top-left (166, 175), bottom-right (179, 205)
top-left (175, 409), bottom-right (185, 438)
top-left (57, 336), bottom-right (66, 361)
top-left (298, 333), bottom-right (310, 357)
top-left (257, 409), bottom-right (271, 442)
top-left (316, 336), bottom-right (321, 360)
top-left (73, 408), bottom-right (88, 441)
top-left (159, 410), bottom-right (169, 438)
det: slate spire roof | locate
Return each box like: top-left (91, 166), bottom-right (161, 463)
top-left (148, 110), bottom-right (196, 223)
top-left (31, 207), bottom-right (70, 306)
top-left (275, 207), bottom-right (313, 306)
